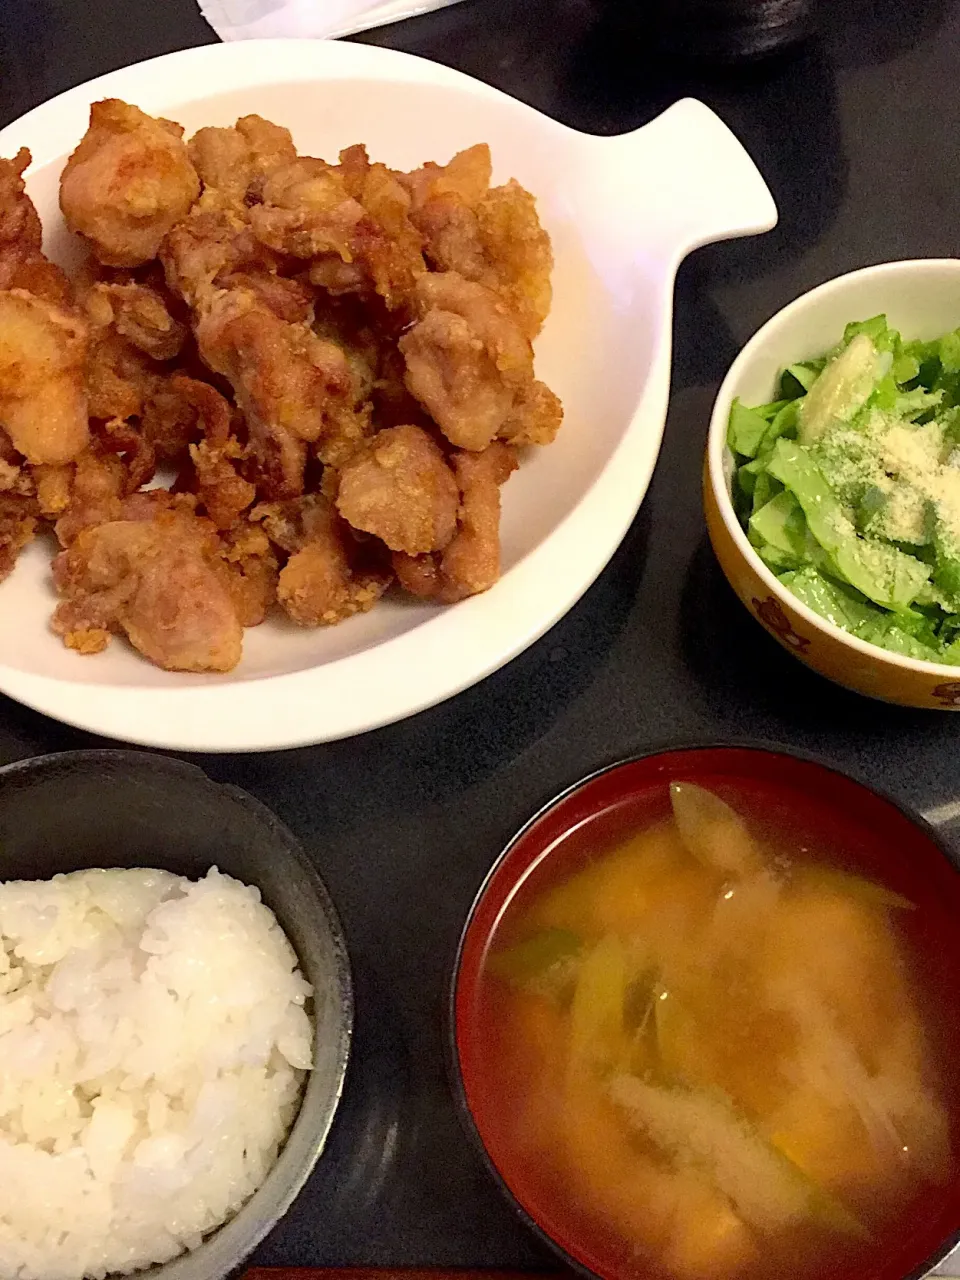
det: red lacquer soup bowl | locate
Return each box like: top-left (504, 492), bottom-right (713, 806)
top-left (450, 746), bottom-right (960, 1280)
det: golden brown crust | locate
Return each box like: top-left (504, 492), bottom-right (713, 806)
top-left (0, 106), bottom-right (560, 670)
top-left (256, 494), bottom-right (391, 627)
top-left (60, 100), bottom-right (200, 267)
top-left (391, 441), bottom-right (517, 603)
top-left (51, 507), bottom-right (243, 672)
top-left (0, 290), bottom-right (90, 465)
top-left (0, 148), bottom-right (74, 307)
top-left (335, 424), bottom-right (458, 555)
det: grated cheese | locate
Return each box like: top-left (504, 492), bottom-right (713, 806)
top-left (817, 411), bottom-right (960, 549)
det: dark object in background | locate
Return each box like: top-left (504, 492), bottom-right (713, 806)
top-left (656, 0), bottom-right (816, 61)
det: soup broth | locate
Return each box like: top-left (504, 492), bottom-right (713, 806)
top-left (465, 777), bottom-right (960, 1280)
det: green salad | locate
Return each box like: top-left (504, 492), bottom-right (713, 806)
top-left (729, 314), bottom-right (960, 664)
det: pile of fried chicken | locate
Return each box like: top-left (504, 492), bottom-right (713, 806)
top-left (0, 101), bottom-right (561, 673)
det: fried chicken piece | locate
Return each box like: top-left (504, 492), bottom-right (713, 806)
top-left (398, 271), bottom-right (532, 451)
top-left (393, 441), bottom-right (517, 603)
top-left (98, 417), bottom-right (156, 490)
top-left (161, 207), bottom-right (280, 306)
top-left (335, 425), bottom-right (458, 555)
top-left (252, 155), bottom-right (424, 311)
top-left (84, 280), bottom-right (187, 360)
top-left (250, 159), bottom-right (365, 260)
top-left (189, 125), bottom-right (251, 206)
top-left (51, 418), bottom-right (161, 549)
top-left (0, 148), bottom-right (44, 268)
top-left (413, 195), bottom-right (487, 281)
top-left (189, 115), bottom-right (297, 208)
top-left (53, 447), bottom-right (128, 545)
top-left (219, 522), bottom-right (278, 626)
top-left (337, 144), bottom-right (370, 198)
top-left (257, 493), bottom-right (390, 626)
top-left (403, 147), bottom-right (552, 338)
top-left (307, 257), bottom-right (369, 296)
top-left (402, 144), bottom-right (492, 210)
top-left (0, 149), bottom-right (73, 306)
top-left (140, 373), bottom-right (253, 529)
top-left (195, 288), bottom-right (343, 450)
top-left (191, 436), bottom-right (256, 530)
top-left (475, 180), bottom-right (553, 339)
top-left (441, 442), bottom-right (518, 597)
top-left (141, 371), bottom-right (229, 460)
top-left (235, 114), bottom-right (299, 183)
top-left (32, 463), bottom-right (73, 517)
top-left (400, 308), bottom-right (511, 451)
top-left (60, 100), bottom-right (201, 268)
top-left (160, 201), bottom-right (308, 327)
top-left (278, 541), bottom-right (384, 627)
top-left (195, 288), bottom-right (365, 495)
top-left (85, 323), bottom-right (161, 422)
top-left (498, 377), bottom-right (564, 447)
top-left (77, 271), bottom-right (181, 422)
top-left (195, 290), bottom-right (307, 498)
top-left (51, 505), bottom-right (243, 671)
top-left (413, 183), bottom-right (552, 340)
top-left (351, 162), bottom-right (425, 309)
top-left (0, 290), bottom-right (90, 464)
top-left (0, 426), bottom-right (38, 578)
top-left (404, 145), bottom-right (492, 287)
top-left (216, 270), bottom-right (313, 323)
top-left (0, 492), bottom-right (37, 581)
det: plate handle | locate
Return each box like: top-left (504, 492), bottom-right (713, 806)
top-left (577, 98), bottom-right (778, 265)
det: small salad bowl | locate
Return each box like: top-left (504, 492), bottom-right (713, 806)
top-left (705, 258), bottom-right (960, 709)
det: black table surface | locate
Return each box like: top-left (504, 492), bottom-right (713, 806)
top-left (2, 0), bottom-right (960, 1270)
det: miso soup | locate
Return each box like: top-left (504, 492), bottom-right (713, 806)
top-left (463, 779), bottom-right (960, 1280)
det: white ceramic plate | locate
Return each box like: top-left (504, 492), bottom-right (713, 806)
top-left (0, 39), bottom-right (776, 751)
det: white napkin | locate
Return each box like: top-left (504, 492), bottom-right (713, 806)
top-left (199, 0), bottom-right (466, 41)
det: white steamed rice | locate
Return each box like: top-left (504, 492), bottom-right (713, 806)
top-left (0, 867), bottom-right (314, 1280)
